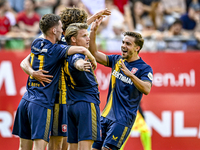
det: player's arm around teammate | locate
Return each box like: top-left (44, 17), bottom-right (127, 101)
top-left (20, 44), bottom-right (96, 85)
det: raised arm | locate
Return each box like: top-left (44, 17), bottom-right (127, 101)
top-left (89, 17), bottom-right (107, 66)
top-left (87, 8), bottom-right (111, 25)
top-left (20, 54), bottom-right (53, 86)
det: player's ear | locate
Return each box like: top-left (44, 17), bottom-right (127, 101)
top-left (53, 28), bottom-right (57, 35)
top-left (71, 36), bottom-right (76, 43)
top-left (135, 46), bottom-right (140, 52)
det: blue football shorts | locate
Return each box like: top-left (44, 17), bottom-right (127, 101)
top-left (51, 103), bottom-right (68, 137)
top-left (92, 117), bottom-right (131, 149)
top-left (67, 101), bottom-right (101, 143)
top-left (12, 98), bottom-right (53, 142)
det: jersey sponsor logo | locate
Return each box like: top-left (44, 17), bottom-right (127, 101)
top-left (112, 70), bottom-right (133, 85)
top-left (62, 124), bottom-right (67, 132)
top-left (112, 135), bottom-right (118, 141)
top-left (32, 46), bottom-right (47, 53)
top-left (148, 72), bottom-right (153, 81)
top-left (131, 68), bottom-right (138, 74)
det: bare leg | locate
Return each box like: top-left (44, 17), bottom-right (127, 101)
top-left (62, 137), bottom-right (68, 150)
top-left (78, 140), bottom-right (93, 150)
top-left (68, 143), bottom-right (78, 150)
top-left (19, 138), bottom-right (33, 150)
top-left (33, 139), bottom-right (48, 150)
top-left (48, 136), bottom-right (63, 150)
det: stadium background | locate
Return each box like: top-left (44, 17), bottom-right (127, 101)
top-left (0, 50), bottom-right (200, 150)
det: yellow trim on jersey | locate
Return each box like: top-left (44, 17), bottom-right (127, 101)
top-left (102, 58), bottom-right (124, 117)
top-left (101, 91), bottom-right (113, 117)
top-left (44, 109), bottom-right (51, 141)
top-left (59, 67), bottom-right (67, 104)
top-left (91, 103), bottom-right (97, 140)
top-left (64, 60), bottom-right (76, 86)
top-left (52, 104), bottom-right (59, 135)
top-left (38, 55), bottom-right (44, 70)
top-left (117, 126), bottom-right (128, 148)
top-left (30, 53), bottom-right (35, 79)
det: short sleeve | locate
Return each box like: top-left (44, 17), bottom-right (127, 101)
top-left (141, 65), bottom-right (153, 83)
top-left (71, 54), bottom-right (85, 67)
top-left (54, 44), bottom-right (71, 60)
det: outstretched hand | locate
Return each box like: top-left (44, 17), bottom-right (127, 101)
top-left (91, 16), bottom-right (104, 32)
top-left (95, 8), bottom-right (111, 19)
top-left (32, 70), bottom-right (53, 87)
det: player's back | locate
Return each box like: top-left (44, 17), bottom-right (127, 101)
top-left (22, 38), bottom-right (69, 109)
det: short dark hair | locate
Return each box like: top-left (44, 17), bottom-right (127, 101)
top-left (60, 7), bottom-right (88, 32)
top-left (39, 14), bottom-right (61, 34)
top-left (65, 23), bottom-right (88, 45)
top-left (123, 31), bottom-right (144, 52)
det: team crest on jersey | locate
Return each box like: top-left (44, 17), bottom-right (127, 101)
top-left (131, 68), bottom-right (138, 74)
top-left (61, 36), bottom-right (66, 42)
top-left (62, 124), bottom-right (67, 132)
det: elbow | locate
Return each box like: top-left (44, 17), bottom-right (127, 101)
top-left (20, 61), bottom-right (24, 69)
top-left (143, 88), bottom-right (151, 95)
top-left (80, 47), bottom-right (87, 55)
top-left (144, 91), bottom-right (149, 95)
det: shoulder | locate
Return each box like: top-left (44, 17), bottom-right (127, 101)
top-left (108, 54), bottom-right (121, 60)
top-left (32, 38), bottom-right (43, 45)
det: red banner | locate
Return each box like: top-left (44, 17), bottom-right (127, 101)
top-left (0, 51), bottom-right (200, 150)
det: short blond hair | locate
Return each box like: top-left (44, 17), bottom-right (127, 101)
top-left (65, 23), bottom-right (88, 45)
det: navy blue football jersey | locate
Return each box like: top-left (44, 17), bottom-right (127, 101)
top-left (64, 53), bottom-right (100, 105)
top-left (101, 55), bottom-right (153, 128)
top-left (22, 38), bottom-right (70, 108)
top-left (55, 34), bottom-right (68, 104)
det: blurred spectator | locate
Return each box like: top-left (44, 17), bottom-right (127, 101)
top-left (161, 0), bottom-right (186, 19)
top-left (113, 0), bottom-right (128, 14)
top-left (4, 0), bottom-right (40, 51)
top-left (81, 0), bottom-right (105, 14)
top-left (186, 0), bottom-right (200, 11)
top-left (5, 0), bottom-right (17, 26)
top-left (35, 0), bottom-right (56, 17)
top-left (54, 0), bottom-right (71, 15)
top-left (0, 0), bottom-right (11, 35)
top-left (8, 0), bottom-right (24, 12)
top-left (17, 0), bottom-right (40, 36)
top-left (180, 2), bottom-right (200, 32)
top-left (181, 2), bottom-right (200, 50)
top-left (99, 0), bottom-right (124, 39)
top-left (162, 19), bottom-right (191, 51)
top-left (148, 1), bottom-right (171, 31)
top-left (105, 22), bottom-right (125, 52)
top-left (128, 0), bottom-right (145, 32)
top-left (129, 0), bottom-right (155, 15)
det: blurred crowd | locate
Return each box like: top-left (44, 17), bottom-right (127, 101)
top-left (0, 0), bottom-right (200, 52)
